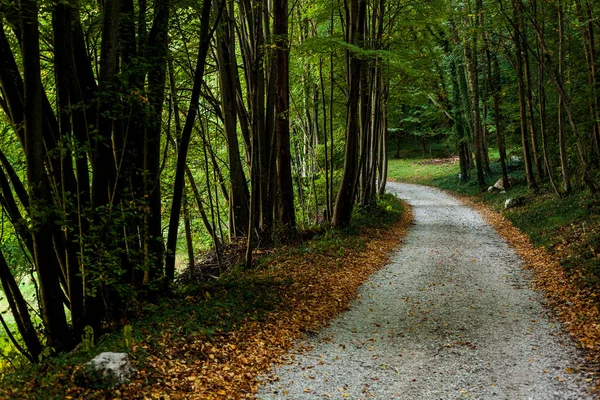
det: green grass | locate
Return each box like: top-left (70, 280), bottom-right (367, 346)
top-left (387, 157), bottom-right (459, 184)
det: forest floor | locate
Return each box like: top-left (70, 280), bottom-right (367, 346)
top-left (0, 195), bottom-right (411, 399)
top-left (257, 182), bottom-right (595, 399)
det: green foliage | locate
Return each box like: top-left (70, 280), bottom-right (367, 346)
top-left (81, 326), bottom-right (95, 354)
top-left (122, 325), bottom-right (133, 349)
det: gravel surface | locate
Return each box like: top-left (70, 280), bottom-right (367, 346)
top-left (257, 183), bottom-right (594, 399)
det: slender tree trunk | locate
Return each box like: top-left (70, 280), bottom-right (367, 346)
top-left (446, 21), bottom-right (470, 182)
top-left (557, 0), bottom-right (571, 192)
top-left (523, 34), bottom-right (544, 182)
top-left (533, 1), bottom-right (559, 195)
top-left (182, 187), bottom-right (195, 270)
top-left (0, 249), bottom-right (42, 361)
top-left (526, 6), bottom-right (598, 193)
top-left (165, 0), bottom-right (213, 282)
top-left (576, 0), bottom-right (600, 165)
top-left (319, 57), bottom-right (331, 221)
top-left (513, 0), bottom-right (537, 189)
top-left (463, 4), bottom-right (486, 188)
top-left (491, 53), bottom-right (509, 189)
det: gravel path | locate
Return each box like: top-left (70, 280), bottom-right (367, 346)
top-left (257, 183), bottom-right (594, 399)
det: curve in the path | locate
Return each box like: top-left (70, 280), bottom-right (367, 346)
top-left (257, 182), bottom-right (593, 400)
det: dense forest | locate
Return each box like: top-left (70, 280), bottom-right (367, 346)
top-left (0, 0), bottom-right (598, 369)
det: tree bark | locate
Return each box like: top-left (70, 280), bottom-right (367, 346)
top-left (165, 0), bottom-right (214, 282)
top-left (463, 3), bottom-right (486, 188)
top-left (332, 0), bottom-right (366, 228)
top-left (215, 0), bottom-right (250, 239)
top-left (512, 0), bottom-right (537, 189)
top-left (20, 0), bottom-right (71, 351)
top-left (274, 0), bottom-right (296, 231)
top-left (557, 0), bottom-right (571, 192)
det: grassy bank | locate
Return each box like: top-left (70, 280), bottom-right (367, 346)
top-left (0, 194), bottom-right (410, 399)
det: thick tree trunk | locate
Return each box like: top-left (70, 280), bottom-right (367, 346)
top-left (216, 0), bottom-right (250, 239)
top-left (142, 0), bottom-right (170, 281)
top-left (333, 0), bottom-right (366, 228)
top-left (274, 0), bottom-right (296, 231)
top-left (21, 0), bottom-right (71, 351)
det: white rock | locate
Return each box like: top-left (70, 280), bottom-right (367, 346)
top-left (87, 352), bottom-right (135, 386)
top-left (493, 176), bottom-right (519, 191)
top-left (510, 155), bottom-right (522, 163)
top-left (504, 198), bottom-right (523, 209)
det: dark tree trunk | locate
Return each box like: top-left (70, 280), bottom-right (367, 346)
top-left (490, 53), bottom-right (509, 189)
top-left (333, 0), bottom-right (366, 228)
top-left (513, 0), bottom-right (537, 190)
top-left (143, 0), bottom-right (170, 282)
top-left (0, 249), bottom-right (42, 361)
top-left (557, 0), bottom-right (571, 192)
top-left (165, 0), bottom-right (214, 282)
top-left (463, 5), bottom-right (486, 188)
top-left (21, 0), bottom-right (72, 351)
top-left (215, 0), bottom-right (250, 239)
top-left (274, 0), bottom-right (296, 231)
top-left (183, 188), bottom-right (195, 270)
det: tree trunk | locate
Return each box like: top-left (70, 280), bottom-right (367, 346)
top-left (557, 0), bottom-right (571, 192)
top-left (215, 0), bottom-right (250, 239)
top-left (274, 0), bottom-right (296, 231)
top-left (165, 0), bottom-right (213, 282)
top-left (21, 0), bottom-right (71, 351)
top-left (513, 0), bottom-right (537, 190)
top-left (0, 249), bottom-right (42, 361)
top-left (333, 0), bottom-right (366, 228)
top-left (463, 6), bottom-right (486, 188)
top-left (143, 0), bottom-right (170, 282)
top-left (490, 52), bottom-right (509, 189)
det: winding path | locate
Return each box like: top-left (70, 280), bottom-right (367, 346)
top-left (257, 183), bottom-right (593, 399)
